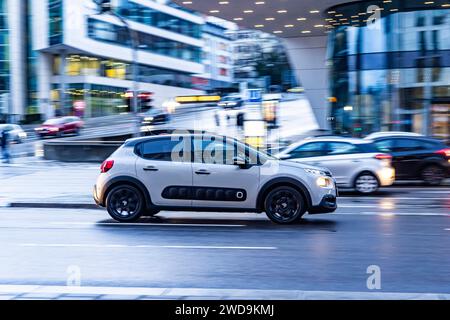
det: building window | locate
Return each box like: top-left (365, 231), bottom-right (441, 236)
top-left (87, 18), bottom-right (201, 63)
top-left (48, 0), bottom-right (63, 45)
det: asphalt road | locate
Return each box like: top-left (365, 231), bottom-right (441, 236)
top-left (0, 187), bottom-right (449, 297)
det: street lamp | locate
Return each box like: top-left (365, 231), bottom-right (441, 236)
top-left (94, 0), bottom-right (140, 137)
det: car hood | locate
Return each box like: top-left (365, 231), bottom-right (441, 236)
top-left (268, 159), bottom-right (330, 174)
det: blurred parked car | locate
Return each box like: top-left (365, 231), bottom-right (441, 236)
top-left (139, 108), bottom-right (171, 127)
top-left (218, 95), bottom-right (244, 110)
top-left (275, 137), bottom-right (395, 194)
top-left (35, 116), bottom-right (84, 139)
top-left (0, 124), bottom-right (27, 144)
top-left (365, 134), bottom-right (450, 185)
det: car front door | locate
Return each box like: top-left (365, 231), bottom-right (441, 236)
top-left (191, 136), bottom-right (260, 209)
top-left (135, 136), bottom-right (193, 207)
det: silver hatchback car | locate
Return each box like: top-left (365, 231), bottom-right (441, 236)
top-left (94, 134), bottom-right (338, 224)
top-left (275, 137), bottom-right (395, 194)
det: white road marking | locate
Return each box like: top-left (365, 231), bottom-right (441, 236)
top-left (51, 222), bottom-right (247, 228)
top-left (445, 228), bottom-right (450, 231)
top-left (0, 284), bottom-right (448, 300)
top-left (18, 243), bottom-right (277, 250)
top-left (334, 212), bottom-right (450, 216)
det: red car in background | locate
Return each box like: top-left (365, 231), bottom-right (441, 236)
top-left (35, 116), bottom-right (84, 139)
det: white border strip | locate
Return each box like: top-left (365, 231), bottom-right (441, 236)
top-left (0, 285), bottom-right (449, 300)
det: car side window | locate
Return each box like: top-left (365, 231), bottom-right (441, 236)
top-left (327, 142), bottom-right (359, 155)
top-left (374, 139), bottom-right (394, 152)
top-left (193, 136), bottom-right (262, 165)
top-left (288, 142), bottom-right (327, 159)
top-left (393, 139), bottom-right (425, 152)
top-left (193, 136), bottom-right (236, 165)
top-left (138, 137), bottom-right (191, 162)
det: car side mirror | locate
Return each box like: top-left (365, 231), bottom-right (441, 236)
top-left (277, 154), bottom-right (291, 160)
top-left (233, 157), bottom-right (251, 169)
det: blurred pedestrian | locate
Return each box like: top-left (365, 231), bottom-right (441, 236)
top-left (214, 111), bottom-right (220, 127)
top-left (1, 128), bottom-right (11, 164)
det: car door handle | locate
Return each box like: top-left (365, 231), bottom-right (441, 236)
top-left (143, 166), bottom-right (159, 172)
top-left (195, 170), bottom-right (211, 175)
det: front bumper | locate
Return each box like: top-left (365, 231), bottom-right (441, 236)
top-left (377, 167), bottom-right (396, 187)
top-left (309, 194), bottom-right (338, 214)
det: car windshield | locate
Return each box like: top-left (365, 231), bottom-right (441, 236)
top-left (0, 124), bottom-right (13, 131)
top-left (44, 119), bottom-right (63, 125)
top-left (222, 97), bottom-right (240, 102)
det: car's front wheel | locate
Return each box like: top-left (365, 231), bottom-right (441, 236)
top-left (264, 186), bottom-right (306, 224)
top-left (355, 173), bottom-right (379, 194)
top-left (106, 185), bottom-right (144, 222)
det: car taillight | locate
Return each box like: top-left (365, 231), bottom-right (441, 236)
top-left (435, 148), bottom-right (450, 158)
top-left (101, 160), bottom-right (114, 173)
top-left (375, 154), bottom-right (392, 161)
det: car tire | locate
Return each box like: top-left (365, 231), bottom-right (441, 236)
top-left (421, 165), bottom-right (445, 186)
top-left (106, 185), bottom-right (145, 222)
top-left (355, 173), bottom-right (379, 194)
top-left (264, 186), bottom-right (306, 224)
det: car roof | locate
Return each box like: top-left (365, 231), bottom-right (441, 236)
top-left (124, 132), bottom-right (226, 146)
top-left (364, 132), bottom-right (423, 139)
top-left (302, 137), bottom-right (370, 144)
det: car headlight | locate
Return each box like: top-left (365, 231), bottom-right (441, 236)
top-left (304, 168), bottom-right (328, 176)
top-left (144, 117), bottom-right (154, 122)
top-left (317, 177), bottom-right (333, 188)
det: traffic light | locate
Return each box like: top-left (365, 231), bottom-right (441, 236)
top-left (96, 0), bottom-right (111, 14)
top-left (139, 92), bottom-right (154, 112)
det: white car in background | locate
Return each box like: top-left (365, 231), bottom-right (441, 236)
top-left (275, 137), bottom-right (395, 194)
top-left (0, 124), bottom-right (27, 144)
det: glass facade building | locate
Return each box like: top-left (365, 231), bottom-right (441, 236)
top-left (0, 0), bottom-right (9, 108)
top-left (115, 0), bottom-right (201, 38)
top-left (87, 18), bottom-right (202, 63)
top-left (328, 0), bottom-right (450, 142)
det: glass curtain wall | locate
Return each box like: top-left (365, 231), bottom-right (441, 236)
top-left (327, 0), bottom-right (450, 142)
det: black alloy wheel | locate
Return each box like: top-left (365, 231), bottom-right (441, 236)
top-left (106, 185), bottom-right (144, 222)
top-left (264, 186), bottom-right (306, 224)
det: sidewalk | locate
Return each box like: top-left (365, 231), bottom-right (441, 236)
top-left (0, 158), bottom-right (98, 208)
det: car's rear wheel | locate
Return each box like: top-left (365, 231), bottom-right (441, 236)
top-left (355, 173), bottom-right (379, 194)
top-left (264, 186), bottom-right (306, 224)
top-left (106, 185), bottom-right (144, 222)
top-left (421, 165), bottom-right (445, 185)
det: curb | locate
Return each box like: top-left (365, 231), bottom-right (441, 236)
top-left (9, 203), bottom-right (102, 210)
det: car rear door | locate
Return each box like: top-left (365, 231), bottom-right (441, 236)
top-left (135, 136), bottom-right (193, 207)
top-left (191, 136), bottom-right (261, 209)
top-left (390, 138), bottom-right (428, 179)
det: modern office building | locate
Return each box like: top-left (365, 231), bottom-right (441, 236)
top-left (175, 0), bottom-right (450, 141)
top-left (1, 0), bottom-right (207, 121)
top-left (232, 29), bottom-right (297, 91)
top-left (33, 0), bottom-right (206, 119)
top-left (194, 17), bottom-right (234, 92)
